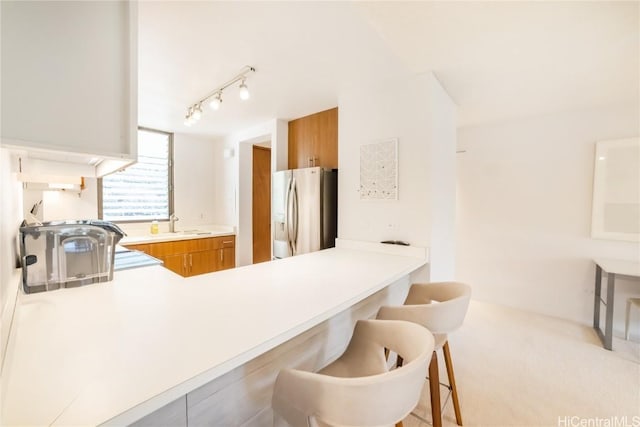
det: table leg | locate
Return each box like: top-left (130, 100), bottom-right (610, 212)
top-left (604, 273), bottom-right (615, 350)
top-left (594, 265), bottom-right (602, 329)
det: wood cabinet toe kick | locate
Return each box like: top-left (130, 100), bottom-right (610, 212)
top-left (124, 235), bottom-right (236, 277)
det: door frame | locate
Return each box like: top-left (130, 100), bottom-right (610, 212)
top-left (234, 120), bottom-right (288, 267)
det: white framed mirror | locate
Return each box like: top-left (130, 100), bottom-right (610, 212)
top-left (591, 137), bottom-right (640, 242)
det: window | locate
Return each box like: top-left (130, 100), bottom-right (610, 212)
top-left (99, 128), bottom-right (173, 222)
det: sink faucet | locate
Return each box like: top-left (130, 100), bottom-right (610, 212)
top-left (169, 213), bottom-right (179, 233)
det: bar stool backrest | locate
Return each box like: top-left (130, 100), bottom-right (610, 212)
top-left (272, 319), bottom-right (435, 427)
top-left (378, 282), bottom-right (472, 335)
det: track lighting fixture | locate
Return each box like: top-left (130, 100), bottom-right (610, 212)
top-left (183, 106), bottom-right (195, 126)
top-left (184, 65), bottom-right (256, 126)
top-left (192, 103), bottom-right (203, 120)
top-left (239, 79), bottom-right (250, 100)
top-left (209, 92), bottom-right (222, 111)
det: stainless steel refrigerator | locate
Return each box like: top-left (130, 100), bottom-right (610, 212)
top-left (272, 167), bottom-right (337, 259)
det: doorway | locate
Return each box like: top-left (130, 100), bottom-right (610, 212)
top-left (252, 145), bottom-right (271, 263)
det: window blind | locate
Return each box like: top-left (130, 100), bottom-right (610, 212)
top-left (101, 129), bottom-right (171, 221)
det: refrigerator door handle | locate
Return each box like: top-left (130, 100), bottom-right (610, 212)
top-left (285, 177), bottom-right (294, 256)
top-left (292, 179), bottom-right (299, 251)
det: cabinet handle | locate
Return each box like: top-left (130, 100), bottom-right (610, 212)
top-left (220, 250), bottom-right (223, 262)
top-left (222, 240), bottom-right (232, 244)
top-left (183, 255), bottom-right (187, 272)
top-left (189, 254), bottom-right (193, 268)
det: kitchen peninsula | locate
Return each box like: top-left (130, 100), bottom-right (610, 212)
top-left (1, 240), bottom-right (427, 426)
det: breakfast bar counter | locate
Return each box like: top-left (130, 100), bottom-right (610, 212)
top-left (1, 239), bottom-right (427, 426)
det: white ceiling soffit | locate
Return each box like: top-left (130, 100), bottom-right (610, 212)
top-left (138, 2), bottom-right (408, 138)
top-left (357, 1), bottom-right (640, 127)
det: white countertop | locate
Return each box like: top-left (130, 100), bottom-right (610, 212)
top-left (1, 240), bottom-right (427, 426)
top-left (119, 225), bottom-right (235, 245)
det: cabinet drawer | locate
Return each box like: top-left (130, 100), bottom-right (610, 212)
top-left (188, 237), bottom-right (216, 252)
top-left (214, 235), bottom-right (235, 249)
top-left (162, 237), bottom-right (217, 253)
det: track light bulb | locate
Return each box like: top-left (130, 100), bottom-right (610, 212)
top-left (184, 107), bottom-right (194, 126)
top-left (239, 80), bottom-right (250, 100)
top-left (192, 105), bottom-right (202, 120)
top-left (209, 93), bottom-right (222, 111)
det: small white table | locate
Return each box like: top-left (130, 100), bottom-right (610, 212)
top-left (593, 258), bottom-right (640, 350)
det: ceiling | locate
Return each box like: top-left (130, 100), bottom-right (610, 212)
top-left (138, 1), bottom-right (639, 138)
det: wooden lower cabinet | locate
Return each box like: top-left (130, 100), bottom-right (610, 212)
top-left (217, 247), bottom-right (235, 271)
top-left (161, 253), bottom-right (188, 276)
top-left (216, 237), bottom-right (235, 271)
top-left (189, 251), bottom-right (216, 276)
top-left (124, 235), bottom-right (235, 277)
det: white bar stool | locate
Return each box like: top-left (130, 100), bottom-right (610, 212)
top-left (377, 281), bottom-right (472, 427)
top-left (272, 319), bottom-right (435, 427)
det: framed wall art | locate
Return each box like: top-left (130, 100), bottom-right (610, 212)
top-left (591, 137), bottom-right (640, 242)
top-left (359, 138), bottom-right (398, 200)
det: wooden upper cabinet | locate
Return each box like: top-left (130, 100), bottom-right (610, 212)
top-left (288, 107), bottom-right (338, 169)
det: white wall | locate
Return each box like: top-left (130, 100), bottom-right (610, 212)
top-left (338, 72), bottom-right (457, 281)
top-left (210, 139), bottom-right (236, 228)
top-left (172, 133), bottom-right (219, 227)
top-left (0, 148), bottom-right (23, 369)
top-left (427, 76), bottom-right (458, 281)
top-left (38, 179), bottom-right (98, 221)
top-left (456, 104), bottom-right (640, 336)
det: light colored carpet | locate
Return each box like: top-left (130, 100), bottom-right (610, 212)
top-left (404, 300), bottom-right (640, 427)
